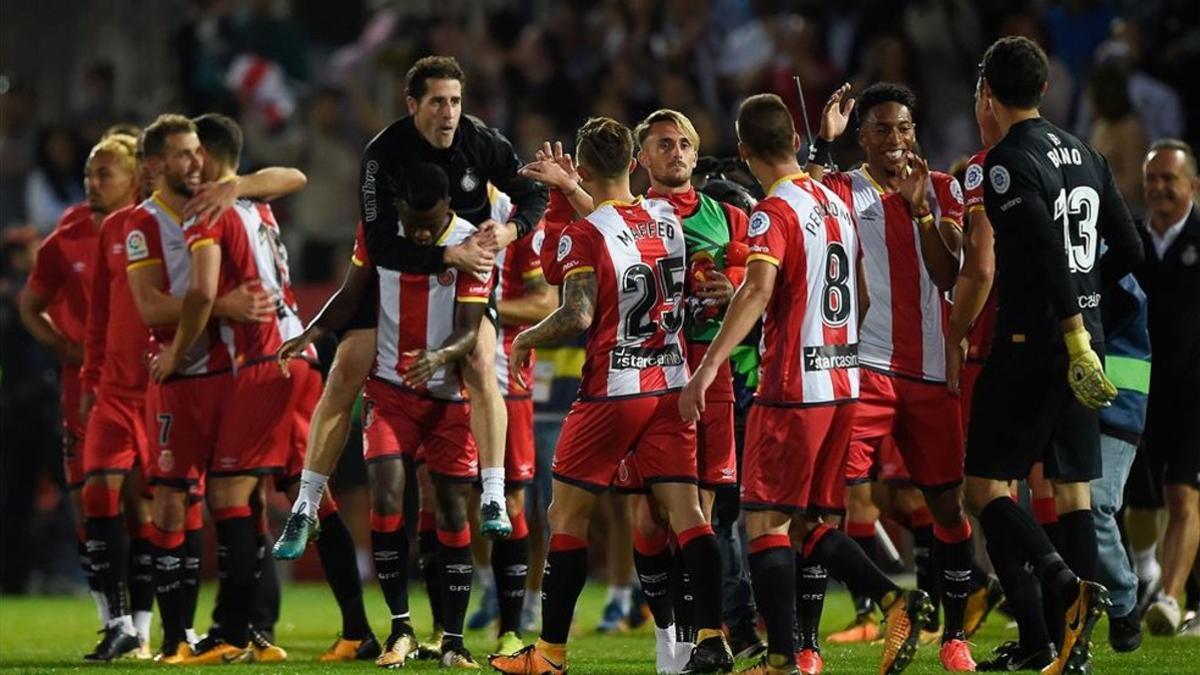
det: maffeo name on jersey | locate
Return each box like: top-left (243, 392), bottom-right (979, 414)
top-left (616, 219), bottom-right (677, 247)
top-left (1046, 146), bottom-right (1083, 168)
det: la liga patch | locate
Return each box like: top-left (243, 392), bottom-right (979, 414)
top-left (125, 230), bottom-right (149, 261)
top-left (748, 211), bottom-right (770, 237)
top-left (989, 165), bottom-right (1011, 195)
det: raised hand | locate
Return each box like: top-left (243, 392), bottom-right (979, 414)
top-left (898, 152), bottom-right (930, 214)
top-left (819, 82), bottom-right (856, 142)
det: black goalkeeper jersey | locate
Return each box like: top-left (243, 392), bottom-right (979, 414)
top-left (982, 117), bottom-right (1142, 352)
top-left (359, 114), bottom-right (548, 273)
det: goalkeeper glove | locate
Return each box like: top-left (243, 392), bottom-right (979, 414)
top-left (1064, 326), bottom-right (1117, 409)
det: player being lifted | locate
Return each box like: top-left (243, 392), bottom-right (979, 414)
top-left (681, 93), bottom-right (931, 675)
top-left (805, 82), bottom-right (984, 670)
top-left (962, 37), bottom-right (1143, 675)
top-left (490, 117), bottom-right (734, 675)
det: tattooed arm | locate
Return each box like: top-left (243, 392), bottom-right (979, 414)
top-left (508, 270), bottom-right (597, 389)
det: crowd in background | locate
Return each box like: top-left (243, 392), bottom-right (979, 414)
top-left (1, 0), bottom-right (1197, 595)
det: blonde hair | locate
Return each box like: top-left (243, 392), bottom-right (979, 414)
top-left (89, 133), bottom-right (138, 176)
top-left (634, 109), bottom-right (701, 153)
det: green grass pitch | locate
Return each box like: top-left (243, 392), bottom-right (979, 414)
top-left (0, 581), bottom-right (1194, 672)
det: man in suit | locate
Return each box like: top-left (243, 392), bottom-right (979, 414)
top-left (1135, 139), bottom-right (1200, 637)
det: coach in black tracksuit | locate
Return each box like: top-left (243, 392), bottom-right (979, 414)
top-left (962, 37), bottom-right (1144, 673)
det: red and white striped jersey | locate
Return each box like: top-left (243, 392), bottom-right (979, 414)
top-left (821, 167), bottom-right (963, 382)
top-left (963, 149), bottom-right (997, 363)
top-left (183, 199), bottom-right (302, 366)
top-left (556, 198), bottom-right (688, 400)
top-left (490, 189), bottom-right (547, 397)
top-left (746, 173), bottom-right (861, 405)
top-left (372, 215), bottom-right (492, 400)
top-left (124, 195), bottom-right (236, 376)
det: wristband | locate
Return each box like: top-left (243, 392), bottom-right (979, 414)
top-left (807, 137), bottom-right (834, 166)
top-left (1063, 326), bottom-right (1092, 357)
top-left (916, 213), bottom-right (934, 225)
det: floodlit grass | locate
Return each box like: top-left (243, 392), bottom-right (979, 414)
top-left (0, 580), bottom-right (1194, 672)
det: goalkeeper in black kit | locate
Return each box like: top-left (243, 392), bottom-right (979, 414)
top-left (961, 37), bottom-right (1143, 675)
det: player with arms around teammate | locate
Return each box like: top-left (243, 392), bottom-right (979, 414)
top-left (965, 36), bottom-right (1143, 675)
top-left (682, 93), bottom-right (933, 675)
top-left (807, 81), bottom-right (985, 671)
top-left (490, 117), bottom-right (734, 675)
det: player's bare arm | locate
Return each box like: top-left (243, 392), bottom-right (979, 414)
top-left (946, 207), bottom-right (995, 392)
top-left (509, 269), bottom-right (597, 389)
top-left (899, 154), bottom-right (961, 291)
top-left (680, 259), bottom-right (777, 421)
top-left (18, 288), bottom-right (82, 365)
top-left (805, 82), bottom-right (855, 181)
top-left (182, 166), bottom-right (309, 223)
top-left (498, 273), bottom-right (558, 326)
top-left (402, 300), bottom-right (487, 387)
top-left (278, 260), bottom-right (374, 372)
top-left (149, 242), bottom-right (220, 381)
top-left (128, 263), bottom-right (271, 327)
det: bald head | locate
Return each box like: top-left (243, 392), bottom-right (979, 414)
top-left (1143, 139), bottom-right (1198, 228)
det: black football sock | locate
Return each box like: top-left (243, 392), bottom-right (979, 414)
top-left (1056, 509), bottom-right (1097, 583)
top-left (671, 549), bottom-right (696, 643)
top-left (934, 522), bottom-right (974, 642)
top-left (805, 524), bottom-right (899, 604)
top-left (129, 532), bottom-right (155, 615)
top-left (151, 526), bottom-right (187, 646)
top-left (212, 508), bottom-right (258, 648)
top-left (182, 527), bottom-right (203, 633)
top-left (679, 525), bottom-right (724, 633)
top-left (748, 535), bottom-right (795, 658)
top-left (492, 519), bottom-right (529, 635)
top-left (795, 552), bottom-right (828, 651)
top-left (904, 512), bottom-right (940, 630)
top-left (252, 533), bottom-right (279, 637)
top-left (317, 510), bottom-right (371, 640)
top-left (541, 534), bottom-right (589, 645)
top-left (417, 512), bottom-right (443, 629)
top-left (633, 528), bottom-right (675, 629)
top-left (845, 519), bottom-right (877, 618)
top-left (370, 512), bottom-right (410, 635)
top-left (980, 498), bottom-right (1079, 611)
top-left (984, 525), bottom-right (1051, 648)
top-left (437, 528), bottom-right (473, 651)
top-left (86, 514), bottom-right (130, 623)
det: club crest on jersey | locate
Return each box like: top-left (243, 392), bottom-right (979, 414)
top-left (531, 229), bottom-right (545, 254)
top-left (965, 164), bottom-right (984, 192)
top-left (950, 178), bottom-right (963, 204)
top-left (157, 450), bottom-right (174, 473)
top-left (437, 269), bottom-right (456, 286)
top-left (748, 211), bottom-right (770, 237)
top-left (989, 165), bottom-right (1011, 195)
top-left (1182, 244), bottom-right (1198, 267)
top-left (125, 230), bottom-right (149, 261)
top-left (557, 234), bottom-right (572, 261)
top-left (460, 168), bottom-right (480, 192)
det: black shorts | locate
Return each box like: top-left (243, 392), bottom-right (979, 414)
top-left (964, 345), bottom-right (1100, 483)
top-left (1124, 446), bottom-right (1164, 508)
top-left (1140, 378), bottom-right (1200, 490)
